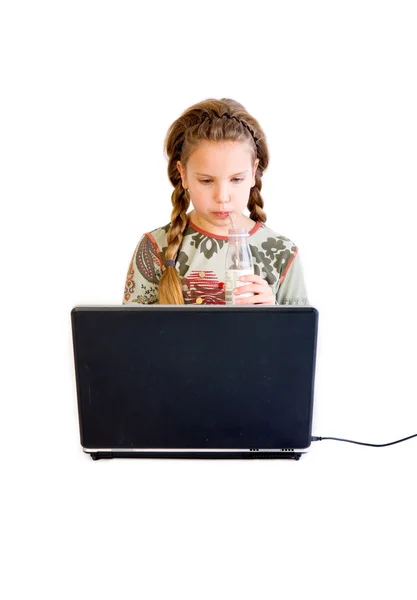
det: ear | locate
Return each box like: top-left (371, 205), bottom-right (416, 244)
top-left (177, 161), bottom-right (188, 189)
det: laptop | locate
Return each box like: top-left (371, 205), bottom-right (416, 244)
top-left (71, 305), bottom-right (319, 460)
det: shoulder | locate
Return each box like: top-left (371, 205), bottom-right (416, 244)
top-left (131, 223), bottom-right (170, 255)
top-left (145, 223), bottom-right (170, 247)
top-left (130, 224), bottom-right (172, 272)
top-left (251, 223), bottom-right (299, 252)
top-left (248, 222), bottom-right (303, 280)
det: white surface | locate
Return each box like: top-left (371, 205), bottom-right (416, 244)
top-left (1, 1), bottom-right (416, 598)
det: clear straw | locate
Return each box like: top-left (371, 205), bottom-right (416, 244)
top-left (228, 213), bottom-right (239, 269)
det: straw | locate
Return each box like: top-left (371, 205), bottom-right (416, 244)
top-left (228, 213), bottom-right (239, 269)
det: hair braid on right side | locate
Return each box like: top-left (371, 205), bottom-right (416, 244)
top-left (248, 172), bottom-right (267, 223)
top-left (245, 118), bottom-right (269, 223)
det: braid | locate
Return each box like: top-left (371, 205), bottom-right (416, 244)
top-left (247, 172), bottom-right (267, 223)
top-left (166, 185), bottom-right (189, 258)
top-left (158, 185), bottom-right (190, 304)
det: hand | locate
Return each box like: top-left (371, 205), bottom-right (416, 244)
top-left (233, 274), bottom-right (275, 305)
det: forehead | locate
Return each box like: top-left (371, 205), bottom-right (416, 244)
top-left (187, 140), bottom-right (253, 172)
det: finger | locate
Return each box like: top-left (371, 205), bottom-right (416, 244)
top-left (234, 285), bottom-right (263, 295)
top-left (234, 284), bottom-right (269, 295)
top-left (234, 293), bottom-right (275, 305)
top-left (239, 275), bottom-right (267, 286)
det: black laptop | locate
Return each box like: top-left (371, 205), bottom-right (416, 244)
top-left (71, 305), bottom-right (319, 460)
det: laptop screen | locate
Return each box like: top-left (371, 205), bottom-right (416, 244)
top-left (72, 306), bottom-right (318, 450)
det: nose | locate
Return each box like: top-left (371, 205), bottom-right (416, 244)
top-left (214, 183), bottom-right (231, 208)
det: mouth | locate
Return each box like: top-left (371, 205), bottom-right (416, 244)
top-left (212, 212), bottom-right (231, 219)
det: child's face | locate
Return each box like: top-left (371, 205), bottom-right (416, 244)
top-left (177, 140), bottom-right (259, 234)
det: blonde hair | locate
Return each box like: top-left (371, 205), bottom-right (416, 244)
top-left (158, 98), bottom-right (270, 304)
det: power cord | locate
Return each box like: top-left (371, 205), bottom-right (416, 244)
top-left (311, 433), bottom-right (417, 447)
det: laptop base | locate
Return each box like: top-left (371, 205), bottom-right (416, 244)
top-left (88, 451), bottom-right (303, 461)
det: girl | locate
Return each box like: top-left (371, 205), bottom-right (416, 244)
top-left (123, 98), bottom-right (309, 306)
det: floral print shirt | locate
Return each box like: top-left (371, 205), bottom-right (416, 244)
top-left (123, 220), bottom-right (309, 306)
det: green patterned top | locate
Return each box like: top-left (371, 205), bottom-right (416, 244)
top-left (123, 220), bottom-right (309, 306)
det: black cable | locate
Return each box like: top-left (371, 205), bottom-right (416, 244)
top-left (311, 433), bottom-right (417, 447)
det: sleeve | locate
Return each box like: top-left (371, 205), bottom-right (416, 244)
top-left (122, 234), bottom-right (164, 305)
top-left (276, 249), bottom-right (309, 306)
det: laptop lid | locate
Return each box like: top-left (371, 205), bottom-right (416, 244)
top-left (71, 306), bottom-right (319, 458)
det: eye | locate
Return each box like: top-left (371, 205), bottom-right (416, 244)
top-left (198, 177), bottom-right (244, 185)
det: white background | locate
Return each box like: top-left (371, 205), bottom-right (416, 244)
top-left (1, 1), bottom-right (416, 598)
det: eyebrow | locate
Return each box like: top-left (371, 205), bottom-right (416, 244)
top-left (194, 170), bottom-right (248, 177)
